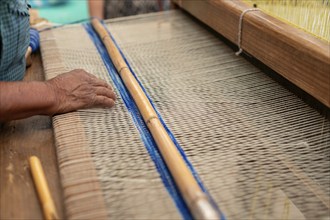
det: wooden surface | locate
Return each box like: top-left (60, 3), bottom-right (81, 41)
top-left (0, 52), bottom-right (65, 219)
top-left (173, 0), bottom-right (330, 108)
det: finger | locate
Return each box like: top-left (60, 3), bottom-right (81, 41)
top-left (95, 87), bottom-right (117, 101)
top-left (90, 77), bottom-right (113, 89)
top-left (71, 69), bottom-right (92, 76)
top-left (85, 71), bottom-right (97, 78)
top-left (93, 96), bottom-right (116, 108)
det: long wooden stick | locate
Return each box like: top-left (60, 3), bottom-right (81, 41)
top-left (91, 18), bottom-right (220, 219)
top-left (29, 156), bottom-right (59, 220)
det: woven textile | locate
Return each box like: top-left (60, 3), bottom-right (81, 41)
top-left (40, 11), bottom-right (329, 219)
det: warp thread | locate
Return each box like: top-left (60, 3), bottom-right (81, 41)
top-left (83, 22), bottom-right (226, 220)
top-left (38, 18), bottom-right (94, 33)
top-left (29, 28), bottom-right (40, 52)
top-left (236, 8), bottom-right (260, 56)
top-left (84, 22), bottom-right (192, 219)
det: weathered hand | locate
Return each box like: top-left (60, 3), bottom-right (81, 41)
top-left (46, 69), bottom-right (116, 115)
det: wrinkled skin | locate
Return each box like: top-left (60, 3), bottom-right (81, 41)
top-left (47, 69), bottom-right (116, 114)
top-left (0, 69), bottom-right (116, 121)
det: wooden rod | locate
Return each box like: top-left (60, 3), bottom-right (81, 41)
top-left (25, 46), bottom-right (32, 67)
top-left (29, 156), bottom-right (59, 220)
top-left (91, 18), bottom-right (220, 219)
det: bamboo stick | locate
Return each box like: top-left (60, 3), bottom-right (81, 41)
top-left (29, 156), bottom-right (59, 220)
top-left (91, 18), bottom-right (220, 220)
top-left (25, 46), bottom-right (33, 67)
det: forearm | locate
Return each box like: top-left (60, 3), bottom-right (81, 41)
top-left (88, 0), bottom-right (104, 19)
top-left (0, 81), bottom-right (56, 121)
top-left (0, 69), bottom-right (116, 122)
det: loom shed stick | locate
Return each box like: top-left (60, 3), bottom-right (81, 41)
top-left (29, 156), bottom-right (59, 220)
top-left (91, 18), bottom-right (220, 220)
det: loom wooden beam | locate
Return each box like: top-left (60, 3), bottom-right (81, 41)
top-left (91, 18), bottom-right (220, 220)
top-left (173, 0), bottom-right (330, 108)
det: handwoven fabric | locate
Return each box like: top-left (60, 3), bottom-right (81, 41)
top-left (40, 11), bottom-right (329, 220)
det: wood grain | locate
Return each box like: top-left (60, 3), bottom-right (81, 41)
top-left (173, 0), bottom-right (330, 108)
top-left (0, 52), bottom-right (65, 219)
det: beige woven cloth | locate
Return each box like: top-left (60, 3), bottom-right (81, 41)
top-left (40, 11), bottom-right (329, 220)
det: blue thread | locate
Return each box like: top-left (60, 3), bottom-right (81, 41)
top-left (84, 22), bottom-right (226, 220)
top-left (29, 28), bottom-right (40, 52)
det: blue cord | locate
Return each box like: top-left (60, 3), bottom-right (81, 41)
top-left (29, 28), bottom-right (40, 52)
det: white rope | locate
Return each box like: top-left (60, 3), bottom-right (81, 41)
top-left (236, 8), bottom-right (260, 56)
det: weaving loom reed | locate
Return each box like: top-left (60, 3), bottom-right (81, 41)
top-left (39, 9), bottom-right (329, 220)
top-left (243, 0), bottom-right (330, 41)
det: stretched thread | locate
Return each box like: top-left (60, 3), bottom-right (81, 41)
top-left (236, 8), bottom-right (260, 56)
top-left (83, 23), bottom-right (191, 219)
top-left (242, 0), bottom-right (330, 42)
top-left (38, 18), bottom-right (93, 33)
top-left (84, 22), bottom-right (225, 220)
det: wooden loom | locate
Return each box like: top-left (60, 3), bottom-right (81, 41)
top-left (173, 0), bottom-right (330, 109)
top-left (29, 1), bottom-right (330, 219)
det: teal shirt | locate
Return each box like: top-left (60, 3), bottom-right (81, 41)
top-left (0, 0), bottom-right (30, 81)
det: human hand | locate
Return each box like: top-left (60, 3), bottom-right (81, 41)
top-left (46, 69), bottom-right (116, 115)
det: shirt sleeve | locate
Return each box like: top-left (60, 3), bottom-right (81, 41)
top-left (0, 0), bottom-right (30, 81)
